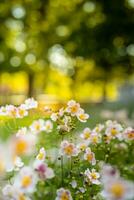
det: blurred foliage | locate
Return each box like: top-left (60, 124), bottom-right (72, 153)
top-left (0, 0), bottom-right (134, 101)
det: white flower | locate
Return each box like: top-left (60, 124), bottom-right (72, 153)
top-left (34, 160), bottom-right (55, 180)
top-left (84, 168), bottom-right (100, 185)
top-left (77, 108), bottom-right (89, 123)
top-left (102, 178), bottom-right (134, 200)
top-left (51, 112), bottom-right (59, 121)
top-left (70, 180), bottom-right (77, 188)
top-left (6, 105), bottom-right (18, 117)
top-left (30, 119), bottom-right (45, 134)
top-left (2, 184), bottom-right (31, 200)
top-left (89, 132), bottom-right (101, 144)
top-left (44, 120), bottom-right (53, 133)
top-left (16, 106), bottom-right (28, 118)
top-left (77, 142), bottom-right (89, 152)
top-left (55, 188), bottom-right (73, 200)
top-left (66, 100), bottom-right (80, 116)
top-left (0, 106), bottom-right (7, 116)
top-left (93, 124), bottom-right (104, 133)
top-left (84, 147), bottom-right (96, 165)
top-left (23, 98), bottom-right (38, 110)
top-left (16, 127), bottom-right (28, 137)
top-left (14, 166), bottom-right (38, 193)
top-left (60, 140), bottom-right (78, 157)
top-left (105, 120), bottom-right (123, 140)
top-left (79, 187), bottom-right (86, 193)
top-left (7, 156), bottom-right (24, 172)
top-left (2, 184), bottom-right (16, 199)
top-left (36, 147), bottom-right (46, 161)
top-left (12, 133), bottom-right (37, 156)
top-left (123, 127), bottom-right (134, 141)
top-left (80, 127), bottom-right (91, 140)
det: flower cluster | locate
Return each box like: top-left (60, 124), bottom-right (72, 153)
top-left (0, 99), bottom-right (134, 200)
top-left (0, 98), bottom-right (38, 118)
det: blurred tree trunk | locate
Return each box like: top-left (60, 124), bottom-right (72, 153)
top-left (28, 73), bottom-right (34, 97)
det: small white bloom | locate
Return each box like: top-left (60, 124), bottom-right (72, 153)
top-left (23, 98), bottom-right (38, 110)
top-left (84, 168), bottom-right (100, 185)
top-left (80, 127), bottom-right (91, 140)
top-left (70, 180), bottom-right (77, 188)
top-left (84, 147), bottom-right (96, 165)
top-left (16, 127), bottom-right (28, 137)
top-left (51, 112), bottom-right (59, 121)
top-left (36, 147), bottom-right (46, 161)
top-left (60, 140), bottom-right (78, 157)
top-left (55, 188), bottom-right (73, 200)
top-left (14, 166), bottom-right (38, 193)
top-left (30, 119), bottom-right (45, 134)
top-left (66, 100), bottom-right (80, 116)
top-left (77, 108), bottom-right (89, 123)
top-left (44, 120), bottom-right (53, 133)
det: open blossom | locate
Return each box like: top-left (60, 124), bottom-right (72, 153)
top-left (84, 147), bottom-right (96, 165)
top-left (66, 100), bottom-right (80, 116)
top-left (80, 127), bottom-right (92, 140)
top-left (12, 134), bottom-right (36, 156)
top-left (101, 164), bottom-right (134, 200)
top-left (16, 106), bottom-right (28, 118)
top-left (84, 168), bottom-right (100, 185)
top-left (51, 112), bottom-right (59, 121)
top-left (77, 142), bottom-right (89, 152)
top-left (34, 160), bottom-right (54, 180)
top-left (105, 120), bottom-right (123, 140)
top-left (44, 120), bottom-right (53, 133)
top-left (23, 98), bottom-right (38, 110)
top-left (14, 166), bottom-right (38, 193)
top-left (60, 140), bottom-right (78, 157)
top-left (102, 179), bottom-right (134, 200)
top-left (6, 156), bottom-right (24, 172)
top-left (93, 124), bottom-right (104, 133)
top-left (123, 127), bottom-right (134, 141)
top-left (0, 106), bottom-right (7, 116)
top-left (6, 105), bottom-right (18, 117)
top-left (77, 108), bottom-right (89, 123)
top-left (36, 147), bottom-right (46, 161)
top-left (55, 188), bottom-right (73, 200)
top-left (16, 127), bottom-right (28, 137)
top-left (30, 119), bottom-right (45, 134)
top-left (89, 132), bottom-right (101, 144)
top-left (2, 184), bottom-right (31, 200)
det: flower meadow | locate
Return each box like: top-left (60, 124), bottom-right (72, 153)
top-left (0, 99), bottom-right (134, 200)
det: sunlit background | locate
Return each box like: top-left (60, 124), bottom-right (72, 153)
top-left (0, 0), bottom-right (134, 114)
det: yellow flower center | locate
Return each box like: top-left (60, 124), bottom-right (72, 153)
top-left (91, 172), bottom-right (97, 179)
top-left (87, 153), bottom-right (93, 161)
top-left (37, 152), bottom-right (44, 160)
top-left (127, 131), bottom-right (134, 139)
top-left (79, 114), bottom-right (86, 120)
top-left (92, 136), bottom-right (98, 144)
top-left (110, 183), bottom-right (125, 198)
top-left (64, 145), bottom-right (73, 155)
top-left (19, 109), bottom-right (25, 116)
top-left (111, 128), bottom-right (118, 136)
top-left (35, 124), bottom-right (41, 131)
top-left (10, 109), bottom-right (17, 117)
top-left (61, 192), bottom-right (69, 200)
top-left (71, 105), bottom-right (78, 113)
top-left (80, 144), bottom-right (86, 151)
top-left (15, 139), bottom-right (27, 155)
top-left (84, 132), bottom-right (90, 139)
top-left (19, 194), bottom-right (26, 200)
top-left (21, 176), bottom-right (32, 188)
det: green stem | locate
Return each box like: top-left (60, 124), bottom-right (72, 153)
top-left (61, 134), bottom-right (64, 186)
